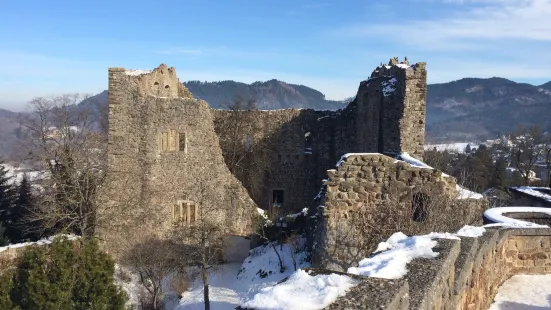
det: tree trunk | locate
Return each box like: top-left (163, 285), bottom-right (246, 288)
top-left (270, 242), bottom-right (284, 273)
top-left (202, 264), bottom-right (210, 310)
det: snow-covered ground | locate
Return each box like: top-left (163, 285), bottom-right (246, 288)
top-left (175, 237), bottom-right (311, 310)
top-left (424, 142), bottom-right (478, 153)
top-left (1, 163), bottom-right (45, 185)
top-left (488, 274), bottom-right (551, 309)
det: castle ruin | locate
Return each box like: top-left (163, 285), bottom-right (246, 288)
top-left (99, 58), bottom-right (484, 265)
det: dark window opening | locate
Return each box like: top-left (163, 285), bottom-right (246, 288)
top-left (272, 190), bottom-right (284, 207)
top-left (165, 85), bottom-right (170, 88)
top-left (179, 132), bottom-right (187, 152)
top-left (154, 81), bottom-right (159, 85)
top-left (412, 193), bottom-right (429, 222)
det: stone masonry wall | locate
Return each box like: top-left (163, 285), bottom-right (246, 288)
top-left (212, 107), bottom-right (355, 214)
top-left (311, 153), bottom-right (486, 272)
top-left (211, 58), bottom-right (427, 215)
top-left (325, 228), bottom-right (551, 310)
top-left (100, 65), bottom-right (257, 257)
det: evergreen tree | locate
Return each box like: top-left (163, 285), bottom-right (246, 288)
top-left (0, 223), bottom-right (8, 246)
top-left (73, 238), bottom-right (127, 310)
top-left (0, 162), bottom-right (16, 243)
top-left (11, 245), bottom-right (51, 309)
top-left (10, 236), bottom-right (127, 310)
top-left (0, 270), bottom-right (14, 309)
top-left (14, 174), bottom-right (37, 242)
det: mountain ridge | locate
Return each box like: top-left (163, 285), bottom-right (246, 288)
top-left (1, 76), bottom-right (550, 160)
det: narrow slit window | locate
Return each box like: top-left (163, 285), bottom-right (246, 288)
top-left (179, 132), bottom-right (187, 153)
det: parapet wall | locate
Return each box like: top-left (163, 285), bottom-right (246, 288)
top-left (311, 154), bottom-right (486, 271)
top-left (325, 228), bottom-right (551, 309)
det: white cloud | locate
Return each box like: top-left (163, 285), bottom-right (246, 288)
top-left (333, 0), bottom-right (551, 83)
top-left (340, 0), bottom-right (551, 45)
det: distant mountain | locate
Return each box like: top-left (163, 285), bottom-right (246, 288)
top-left (0, 108), bottom-right (28, 160)
top-left (1, 76), bottom-right (551, 161)
top-left (540, 81), bottom-right (551, 91)
top-left (426, 77), bottom-right (551, 142)
top-left (183, 79), bottom-right (347, 110)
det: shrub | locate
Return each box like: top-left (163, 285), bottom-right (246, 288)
top-left (8, 236), bottom-right (127, 309)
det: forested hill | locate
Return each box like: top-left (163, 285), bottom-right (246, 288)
top-left (183, 79), bottom-right (348, 110)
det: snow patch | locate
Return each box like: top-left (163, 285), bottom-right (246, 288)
top-left (347, 232), bottom-right (439, 279)
top-left (424, 142), bottom-right (479, 153)
top-left (125, 69), bottom-right (152, 76)
top-left (456, 184), bottom-right (483, 200)
top-left (398, 152), bottom-right (433, 169)
top-left (0, 234), bottom-right (79, 253)
top-left (240, 270), bottom-right (359, 310)
top-left (489, 274), bottom-right (551, 309)
top-left (348, 225), bottom-right (486, 279)
top-left (335, 153), bottom-right (381, 167)
top-left (1, 164), bottom-right (45, 185)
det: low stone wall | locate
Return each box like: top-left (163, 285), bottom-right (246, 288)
top-left (311, 153), bottom-right (486, 272)
top-left (326, 227), bottom-right (551, 309)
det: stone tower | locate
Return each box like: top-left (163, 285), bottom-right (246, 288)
top-left (353, 57), bottom-right (427, 159)
top-left (100, 64), bottom-right (256, 256)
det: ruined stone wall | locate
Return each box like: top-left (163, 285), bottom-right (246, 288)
top-left (212, 107), bottom-right (356, 214)
top-left (212, 59), bottom-right (427, 215)
top-left (100, 65), bottom-right (256, 257)
top-left (324, 228), bottom-right (551, 310)
top-left (311, 153), bottom-right (486, 271)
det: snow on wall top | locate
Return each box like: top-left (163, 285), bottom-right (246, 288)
top-left (334, 153), bottom-right (483, 200)
top-left (483, 207), bottom-right (551, 228)
top-left (510, 186), bottom-right (551, 202)
top-left (124, 69), bottom-right (152, 76)
top-left (335, 153), bottom-right (381, 167)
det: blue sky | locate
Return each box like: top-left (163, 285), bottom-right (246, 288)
top-left (1, 0), bottom-right (550, 111)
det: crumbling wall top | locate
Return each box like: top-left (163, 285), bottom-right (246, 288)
top-left (108, 64), bottom-right (192, 99)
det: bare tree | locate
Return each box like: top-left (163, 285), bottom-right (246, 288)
top-left (220, 93), bottom-right (257, 172)
top-left (17, 93), bottom-right (106, 238)
top-left (171, 179), bottom-right (227, 310)
top-left (122, 238), bottom-right (186, 309)
top-left (503, 125), bottom-right (551, 186)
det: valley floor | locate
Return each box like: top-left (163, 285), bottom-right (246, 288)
top-left (488, 274), bottom-right (551, 309)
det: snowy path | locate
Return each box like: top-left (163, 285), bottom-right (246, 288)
top-left (488, 274), bottom-right (551, 309)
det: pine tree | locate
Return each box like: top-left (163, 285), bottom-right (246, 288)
top-left (73, 238), bottom-right (127, 310)
top-left (0, 270), bottom-right (14, 309)
top-left (0, 162), bottom-right (16, 244)
top-left (11, 245), bottom-right (51, 309)
top-left (11, 236), bottom-right (127, 309)
top-left (14, 174), bottom-right (37, 242)
top-left (0, 224), bottom-right (8, 246)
